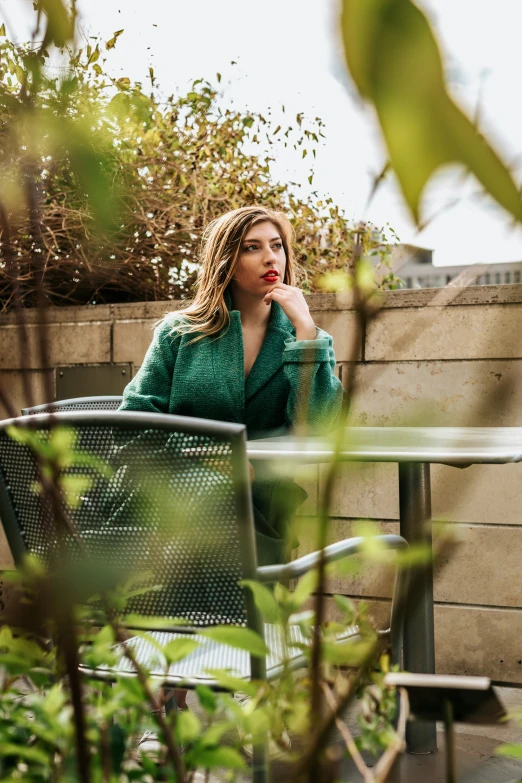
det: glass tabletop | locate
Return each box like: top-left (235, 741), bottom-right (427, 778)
top-left (246, 427), bottom-right (522, 465)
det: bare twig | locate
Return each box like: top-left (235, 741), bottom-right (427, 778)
top-left (322, 682), bottom-right (370, 781)
top-left (321, 681), bottom-right (409, 783)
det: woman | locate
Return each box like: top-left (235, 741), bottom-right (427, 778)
top-left (119, 205), bottom-right (344, 749)
top-left (120, 205), bottom-right (344, 567)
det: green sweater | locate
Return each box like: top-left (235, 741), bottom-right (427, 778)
top-left (120, 297), bottom-right (344, 565)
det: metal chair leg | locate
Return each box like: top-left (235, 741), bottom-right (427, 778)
top-left (252, 740), bottom-right (269, 783)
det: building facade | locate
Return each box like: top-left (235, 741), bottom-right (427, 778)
top-left (388, 244), bottom-right (522, 289)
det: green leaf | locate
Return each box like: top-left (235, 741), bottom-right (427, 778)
top-left (0, 742), bottom-right (49, 764)
top-left (194, 746), bottom-right (246, 770)
top-left (341, 0), bottom-right (522, 225)
top-left (110, 722), bottom-right (126, 774)
top-left (496, 743), bottom-right (522, 759)
top-left (60, 474), bottom-right (93, 508)
top-left (65, 120), bottom-right (116, 230)
top-left (106, 29), bottom-right (124, 50)
top-left (163, 637), bottom-right (199, 663)
top-left (291, 569), bottom-right (318, 607)
top-left (176, 709), bottom-right (201, 745)
top-left (195, 685), bottom-right (217, 714)
top-left (38, 0), bottom-right (74, 47)
top-left (240, 580), bottom-right (281, 623)
top-left (201, 626), bottom-right (268, 658)
top-left (122, 614), bottom-right (190, 631)
top-left (94, 624), bottom-right (115, 647)
top-left (204, 670), bottom-right (258, 696)
top-left (333, 594), bottom-right (356, 623)
top-left (88, 46), bottom-right (100, 65)
top-left (0, 23), bottom-right (6, 36)
top-left (200, 720), bottom-right (233, 746)
top-left (322, 637), bottom-right (376, 666)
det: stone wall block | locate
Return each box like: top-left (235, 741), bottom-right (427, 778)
top-left (113, 320), bottom-right (157, 365)
top-left (324, 597), bottom-right (522, 682)
top-left (0, 370), bottom-right (50, 417)
top-left (431, 463), bottom-right (522, 526)
top-left (298, 519), bottom-right (522, 607)
top-left (0, 322), bottom-right (111, 370)
top-left (366, 305), bottom-right (522, 361)
top-left (349, 359), bottom-right (522, 427)
top-left (319, 461), bottom-right (399, 520)
top-left (311, 310), bottom-right (362, 362)
top-left (313, 453), bottom-right (522, 526)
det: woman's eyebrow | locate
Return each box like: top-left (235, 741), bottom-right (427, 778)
top-left (243, 235), bottom-right (281, 244)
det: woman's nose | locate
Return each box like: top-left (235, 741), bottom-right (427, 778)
top-left (264, 247), bottom-right (277, 263)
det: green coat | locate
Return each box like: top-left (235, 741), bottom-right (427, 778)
top-left (120, 296), bottom-right (344, 565)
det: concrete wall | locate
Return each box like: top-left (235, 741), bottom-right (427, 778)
top-left (1, 286), bottom-right (522, 682)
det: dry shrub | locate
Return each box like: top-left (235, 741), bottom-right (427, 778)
top-left (0, 37), bottom-right (399, 309)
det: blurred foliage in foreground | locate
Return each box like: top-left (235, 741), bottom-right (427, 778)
top-left (342, 0), bottom-right (522, 227)
top-left (0, 30), bottom-right (399, 310)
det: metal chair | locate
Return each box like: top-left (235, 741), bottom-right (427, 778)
top-left (0, 411), bottom-right (408, 783)
top-left (21, 396), bottom-right (123, 415)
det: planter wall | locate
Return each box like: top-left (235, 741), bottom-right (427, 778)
top-left (2, 284), bottom-right (522, 682)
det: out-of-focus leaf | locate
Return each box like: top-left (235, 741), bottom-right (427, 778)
top-left (322, 636), bottom-right (376, 666)
top-left (65, 121), bottom-right (117, 230)
top-left (201, 626), bottom-right (269, 658)
top-left (318, 270), bottom-right (352, 293)
top-left (176, 709), bottom-right (201, 745)
top-left (193, 746), bottom-right (246, 770)
top-left (123, 614), bottom-right (190, 630)
top-left (204, 670), bottom-right (258, 696)
top-left (38, 0), bottom-right (74, 47)
top-left (240, 580), bottom-right (281, 623)
top-left (496, 743), bottom-right (522, 759)
top-left (333, 594), bottom-right (357, 622)
top-left (200, 719), bottom-right (234, 746)
top-left (291, 569), bottom-right (318, 607)
top-left (60, 474), bottom-right (92, 508)
top-left (110, 722), bottom-right (126, 773)
top-left (341, 0), bottom-right (522, 225)
top-left (0, 742), bottom-right (49, 764)
top-left (163, 637), bottom-right (199, 663)
top-left (195, 685), bottom-right (217, 714)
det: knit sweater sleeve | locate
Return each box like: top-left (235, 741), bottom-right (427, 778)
top-left (119, 318), bottom-right (179, 413)
top-left (282, 327), bottom-right (344, 433)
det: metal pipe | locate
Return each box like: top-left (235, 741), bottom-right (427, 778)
top-left (399, 462), bottom-right (437, 754)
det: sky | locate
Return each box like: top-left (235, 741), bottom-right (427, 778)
top-left (2, 0), bottom-right (522, 267)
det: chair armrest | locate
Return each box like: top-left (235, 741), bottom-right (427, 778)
top-left (256, 534), bottom-right (408, 583)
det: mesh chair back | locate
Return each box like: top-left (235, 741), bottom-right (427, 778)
top-left (22, 396), bottom-right (123, 415)
top-left (0, 412), bottom-right (258, 629)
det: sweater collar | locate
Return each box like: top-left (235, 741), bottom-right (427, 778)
top-left (223, 286), bottom-right (294, 401)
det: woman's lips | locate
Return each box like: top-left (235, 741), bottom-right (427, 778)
top-left (262, 272), bottom-right (279, 281)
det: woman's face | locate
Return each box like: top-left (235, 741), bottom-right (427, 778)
top-left (230, 221), bottom-right (287, 298)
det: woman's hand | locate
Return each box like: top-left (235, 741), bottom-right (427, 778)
top-left (264, 282), bottom-right (317, 340)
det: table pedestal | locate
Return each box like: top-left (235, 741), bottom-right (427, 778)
top-left (399, 462), bottom-right (437, 754)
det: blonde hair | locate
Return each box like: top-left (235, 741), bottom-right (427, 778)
top-left (169, 206), bottom-right (295, 340)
